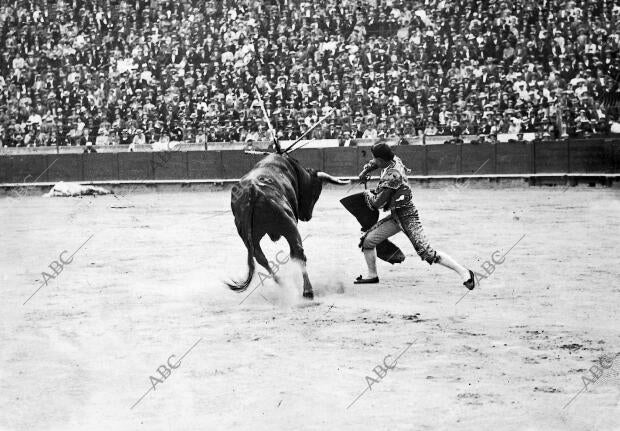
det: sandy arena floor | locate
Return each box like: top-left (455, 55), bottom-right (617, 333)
top-left (1, 184), bottom-right (619, 431)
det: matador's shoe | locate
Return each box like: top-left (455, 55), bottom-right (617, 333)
top-left (463, 270), bottom-right (476, 290)
top-left (354, 275), bottom-right (379, 284)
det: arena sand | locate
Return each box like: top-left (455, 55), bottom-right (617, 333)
top-left (1, 185), bottom-right (619, 431)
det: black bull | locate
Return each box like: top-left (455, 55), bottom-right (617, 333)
top-left (227, 154), bottom-right (348, 299)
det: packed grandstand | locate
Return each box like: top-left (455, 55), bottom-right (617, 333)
top-left (0, 0), bottom-right (619, 148)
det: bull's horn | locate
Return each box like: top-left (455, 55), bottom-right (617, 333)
top-left (317, 172), bottom-right (350, 185)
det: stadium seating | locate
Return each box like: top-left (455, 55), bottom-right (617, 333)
top-left (0, 0), bottom-right (618, 148)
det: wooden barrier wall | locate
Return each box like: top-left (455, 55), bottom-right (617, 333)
top-left (1, 139), bottom-right (619, 184)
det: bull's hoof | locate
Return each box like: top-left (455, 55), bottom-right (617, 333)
top-left (303, 291), bottom-right (314, 300)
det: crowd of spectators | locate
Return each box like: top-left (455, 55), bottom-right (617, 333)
top-left (0, 0), bottom-right (619, 148)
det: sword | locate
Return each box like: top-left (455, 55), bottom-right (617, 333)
top-left (253, 86), bottom-right (281, 154)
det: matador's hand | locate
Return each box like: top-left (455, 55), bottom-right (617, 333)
top-left (358, 160), bottom-right (377, 181)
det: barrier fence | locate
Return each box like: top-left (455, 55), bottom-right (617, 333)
top-left (6, 132), bottom-right (615, 155)
top-left (1, 139), bottom-right (619, 184)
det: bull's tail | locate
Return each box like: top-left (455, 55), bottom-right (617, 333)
top-left (227, 184), bottom-right (257, 292)
top-left (227, 248), bottom-right (255, 292)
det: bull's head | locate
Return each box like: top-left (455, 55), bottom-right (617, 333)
top-left (298, 168), bottom-right (349, 221)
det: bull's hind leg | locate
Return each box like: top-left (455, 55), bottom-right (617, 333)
top-left (283, 229), bottom-right (313, 300)
top-left (301, 271), bottom-right (313, 300)
top-left (253, 241), bottom-right (279, 284)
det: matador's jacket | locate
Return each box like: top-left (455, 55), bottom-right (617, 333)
top-left (363, 156), bottom-right (412, 212)
top-left (361, 156), bottom-right (439, 264)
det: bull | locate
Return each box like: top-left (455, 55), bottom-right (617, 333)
top-left (227, 153), bottom-right (349, 299)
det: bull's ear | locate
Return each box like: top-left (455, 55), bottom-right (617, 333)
top-left (317, 172), bottom-right (350, 185)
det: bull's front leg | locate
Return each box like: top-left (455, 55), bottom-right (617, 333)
top-left (285, 231), bottom-right (313, 300)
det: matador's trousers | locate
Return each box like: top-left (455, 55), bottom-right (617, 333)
top-left (360, 205), bottom-right (440, 265)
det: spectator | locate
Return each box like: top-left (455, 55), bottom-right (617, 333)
top-left (245, 126), bottom-right (260, 142)
top-left (196, 128), bottom-right (208, 148)
top-left (83, 142), bottom-right (97, 154)
top-left (132, 130), bottom-right (147, 146)
top-left (339, 130), bottom-right (358, 147)
top-left (0, 0), bottom-right (617, 148)
top-left (119, 130), bottom-right (132, 146)
top-left (96, 129), bottom-right (110, 147)
top-left (425, 122), bottom-right (439, 136)
top-left (362, 124), bottom-right (378, 139)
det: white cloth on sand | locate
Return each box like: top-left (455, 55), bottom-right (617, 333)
top-left (43, 181), bottom-right (112, 197)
